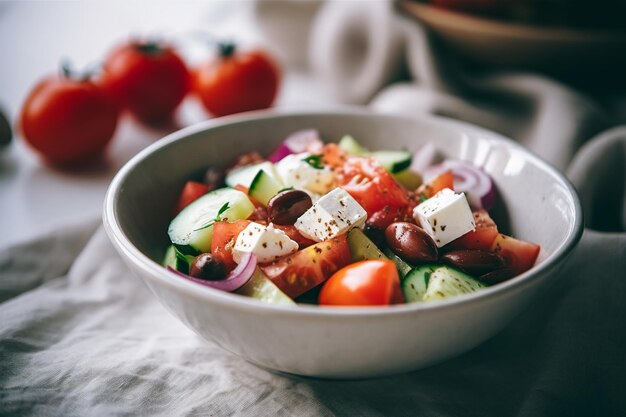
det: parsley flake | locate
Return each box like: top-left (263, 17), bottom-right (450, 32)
top-left (302, 154), bottom-right (324, 169)
top-left (193, 202), bottom-right (230, 231)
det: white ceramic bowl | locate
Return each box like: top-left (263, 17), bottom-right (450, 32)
top-left (103, 109), bottom-right (582, 379)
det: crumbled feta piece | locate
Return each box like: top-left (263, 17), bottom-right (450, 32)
top-left (413, 188), bottom-right (475, 247)
top-left (275, 153), bottom-right (336, 194)
top-left (233, 222), bottom-right (299, 264)
top-left (295, 187), bottom-right (367, 242)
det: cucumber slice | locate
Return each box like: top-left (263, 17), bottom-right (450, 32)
top-left (422, 265), bottom-right (485, 302)
top-left (168, 188), bottom-right (255, 254)
top-left (337, 135), bottom-right (412, 173)
top-left (347, 228), bottom-right (386, 262)
top-left (370, 150), bottom-right (412, 173)
top-left (383, 247), bottom-right (412, 278)
top-left (225, 161), bottom-right (281, 188)
top-left (163, 244), bottom-right (177, 267)
top-left (163, 245), bottom-right (195, 274)
top-left (249, 169), bottom-right (284, 206)
top-left (393, 169), bottom-right (423, 191)
top-left (338, 134), bottom-right (368, 155)
top-left (402, 265), bottom-right (439, 303)
top-left (236, 269), bottom-right (295, 305)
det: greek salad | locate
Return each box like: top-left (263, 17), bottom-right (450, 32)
top-left (163, 129), bottom-right (540, 306)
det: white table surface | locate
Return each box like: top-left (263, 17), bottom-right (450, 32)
top-left (0, 1), bottom-right (334, 249)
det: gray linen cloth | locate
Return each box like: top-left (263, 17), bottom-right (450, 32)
top-left (2, 3), bottom-right (626, 416)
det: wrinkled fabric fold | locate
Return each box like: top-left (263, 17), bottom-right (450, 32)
top-left (310, 1), bottom-right (620, 170)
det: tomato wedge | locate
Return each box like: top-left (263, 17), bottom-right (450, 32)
top-left (321, 143), bottom-right (348, 169)
top-left (260, 235), bottom-right (352, 299)
top-left (447, 209), bottom-right (499, 251)
top-left (417, 170), bottom-right (454, 199)
top-left (211, 220), bottom-right (252, 272)
top-left (491, 233), bottom-right (540, 276)
top-left (338, 156), bottom-right (410, 218)
top-left (174, 181), bottom-right (210, 215)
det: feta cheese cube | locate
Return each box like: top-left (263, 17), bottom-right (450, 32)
top-left (275, 153), bottom-right (336, 195)
top-left (413, 188), bottom-right (475, 247)
top-left (233, 222), bottom-right (299, 264)
top-left (295, 187), bottom-right (367, 242)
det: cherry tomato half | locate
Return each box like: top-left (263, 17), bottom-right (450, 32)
top-left (102, 40), bottom-right (190, 126)
top-left (319, 260), bottom-right (403, 306)
top-left (20, 68), bottom-right (119, 167)
top-left (194, 43), bottom-right (280, 117)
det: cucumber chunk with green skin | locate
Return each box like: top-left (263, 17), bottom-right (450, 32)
top-left (347, 228), bottom-right (387, 262)
top-left (338, 134), bottom-right (368, 155)
top-left (402, 265), bottom-right (438, 303)
top-left (370, 150), bottom-right (412, 173)
top-left (225, 161), bottom-right (281, 188)
top-left (393, 169), bottom-right (422, 191)
top-left (249, 169), bottom-right (284, 206)
top-left (168, 188), bottom-right (255, 254)
top-left (383, 247), bottom-right (413, 278)
top-left (163, 245), bottom-right (179, 268)
top-left (163, 245), bottom-right (195, 274)
top-left (422, 265), bottom-right (486, 302)
top-left (236, 269), bottom-right (295, 305)
top-left (337, 135), bottom-right (412, 173)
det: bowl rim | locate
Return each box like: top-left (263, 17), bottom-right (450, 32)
top-left (103, 108), bottom-right (584, 318)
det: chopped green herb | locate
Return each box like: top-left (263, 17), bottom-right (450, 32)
top-left (277, 186), bottom-right (294, 194)
top-left (217, 202), bottom-right (230, 218)
top-left (302, 154), bottom-right (324, 169)
top-left (419, 193), bottom-right (428, 203)
top-left (193, 202), bottom-right (230, 231)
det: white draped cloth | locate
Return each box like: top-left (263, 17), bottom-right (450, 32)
top-left (2, 2), bottom-right (625, 416)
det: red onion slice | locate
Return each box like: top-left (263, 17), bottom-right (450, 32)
top-left (424, 160), bottom-right (496, 210)
top-left (268, 129), bottom-right (324, 162)
top-left (167, 252), bottom-right (257, 292)
top-left (410, 142), bottom-right (437, 172)
top-left (268, 143), bottom-right (292, 163)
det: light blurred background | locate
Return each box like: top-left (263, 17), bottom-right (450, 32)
top-left (1, 0), bottom-right (625, 247)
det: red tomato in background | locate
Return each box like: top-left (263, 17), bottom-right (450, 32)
top-left (260, 235), bottom-right (351, 299)
top-left (211, 220), bottom-right (252, 272)
top-left (174, 181), bottom-right (210, 215)
top-left (20, 71), bottom-right (119, 167)
top-left (194, 44), bottom-right (280, 117)
top-left (102, 40), bottom-right (190, 126)
top-left (319, 260), bottom-right (403, 306)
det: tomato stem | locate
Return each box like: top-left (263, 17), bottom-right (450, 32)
top-left (60, 59), bottom-right (75, 79)
top-left (218, 42), bottom-right (236, 58)
top-left (59, 59), bottom-right (100, 82)
top-left (135, 41), bottom-right (164, 56)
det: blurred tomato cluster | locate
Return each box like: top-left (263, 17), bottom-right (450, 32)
top-left (19, 38), bottom-right (280, 167)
